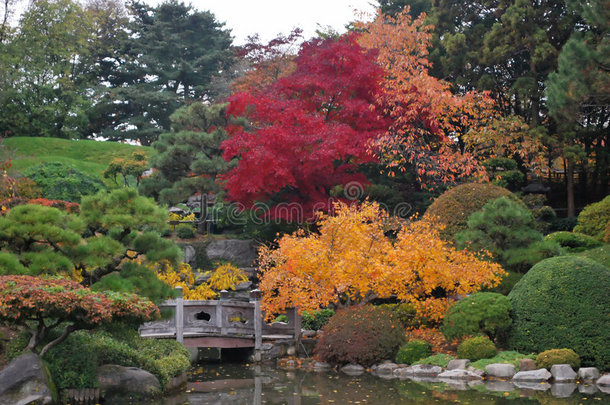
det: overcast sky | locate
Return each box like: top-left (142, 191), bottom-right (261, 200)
top-left (144, 0), bottom-right (378, 44)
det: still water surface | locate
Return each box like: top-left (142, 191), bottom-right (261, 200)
top-left (119, 362), bottom-right (610, 405)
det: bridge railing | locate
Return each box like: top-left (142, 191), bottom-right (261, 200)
top-left (139, 287), bottom-right (300, 350)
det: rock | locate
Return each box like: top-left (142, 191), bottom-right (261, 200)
top-left (375, 363), bottom-right (399, 376)
top-left (0, 352), bottom-right (54, 405)
top-left (164, 372), bottom-right (187, 393)
top-left (446, 359), bottom-right (470, 370)
top-left (234, 281), bottom-right (252, 291)
top-left (578, 384), bottom-right (598, 394)
top-left (550, 364), bottom-right (577, 382)
top-left (485, 381), bottom-right (515, 392)
top-left (467, 367), bottom-right (485, 378)
top-left (206, 239), bottom-right (257, 267)
top-left (186, 347), bottom-right (199, 364)
top-left (519, 359), bottom-right (536, 372)
top-left (393, 367), bottom-right (414, 379)
top-left (513, 381), bottom-right (551, 391)
top-left (512, 368), bottom-right (552, 382)
top-left (411, 364), bottom-right (442, 376)
top-left (485, 363), bottom-right (516, 379)
top-left (550, 383), bottom-right (576, 398)
top-left (411, 376), bottom-right (441, 383)
top-left (578, 367), bottom-right (600, 381)
top-left (312, 362), bottom-right (331, 372)
top-left (438, 369), bottom-right (482, 380)
top-left (302, 330), bottom-right (316, 338)
top-left (598, 385), bottom-right (610, 395)
top-left (194, 271), bottom-right (211, 285)
top-left (341, 364), bottom-right (364, 376)
top-left (182, 245), bottom-right (196, 265)
top-left (597, 373), bottom-right (610, 386)
top-left (97, 364), bottom-right (160, 397)
top-left (286, 346), bottom-right (296, 356)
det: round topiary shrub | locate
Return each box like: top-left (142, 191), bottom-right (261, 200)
top-left (176, 224), bottom-right (196, 239)
top-left (535, 348), bottom-right (580, 370)
top-left (545, 231), bottom-right (602, 253)
top-left (314, 306), bottom-right (405, 366)
top-left (424, 183), bottom-right (515, 241)
top-left (441, 292), bottom-right (512, 344)
top-left (395, 339), bottom-right (432, 365)
top-left (457, 336), bottom-right (497, 361)
top-left (574, 195), bottom-right (610, 241)
top-left (507, 256), bottom-right (610, 370)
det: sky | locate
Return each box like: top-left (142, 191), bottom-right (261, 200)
top-left (144, 0), bottom-right (378, 44)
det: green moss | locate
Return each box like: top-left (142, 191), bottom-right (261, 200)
top-left (414, 353), bottom-right (456, 368)
top-left (470, 351), bottom-right (535, 371)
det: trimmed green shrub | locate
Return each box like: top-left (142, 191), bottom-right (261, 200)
top-left (457, 336), bottom-right (497, 361)
top-left (301, 309), bottom-right (335, 331)
top-left (441, 292), bottom-right (511, 343)
top-left (24, 162), bottom-right (105, 202)
top-left (470, 351), bottom-right (535, 371)
top-left (551, 216), bottom-right (578, 232)
top-left (545, 231), bottom-right (602, 253)
top-left (577, 244), bottom-right (610, 268)
top-left (176, 224), bottom-right (196, 239)
top-left (535, 349), bottom-right (580, 370)
top-left (456, 197), bottom-right (561, 272)
top-left (314, 306), bottom-right (405, 366)
top-left (508, 256), bottom-right (610, 369)
top-left (424, 183), bottom-right (515, 241)
top-left (574, 196), bottom-right (610, 241)
top-left (395, 340), bottom-right (432, 365)
top-left (484, 271), bottom-right (523, 296)
top-left (414, 353), bottom-right (456, 368)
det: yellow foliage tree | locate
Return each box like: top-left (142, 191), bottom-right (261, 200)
top-left (258, 201), bottom-right (505, 322)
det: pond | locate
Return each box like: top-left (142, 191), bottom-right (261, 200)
top-left (127, 362), bottom-right (609, 405)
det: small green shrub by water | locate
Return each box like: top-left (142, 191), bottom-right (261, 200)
top-left (457, 336), bottom-right (497, 361)
top-left (395, 340), bottom-right (432, 365)
top-left (536, 349), bottom-right (580, 370)
top-left (414, 353), bottom-right (456, 368)
top-left (470, 351), bottom-right (535, 371)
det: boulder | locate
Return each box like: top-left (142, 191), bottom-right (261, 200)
top-left (519, 358), bottom-right (536, 372)
top-left (411, 364), bottom-right (442, 376)
top-left (0, 352), bottom-right (54, 405)
top-left (374, 363), bottom-right (399, 376)
top-left (341, 364), bottom-right (364, 376)
top-left (485, 363), bottom-right (516, 379)
top-left (550, 383), bottom-right (576, 398)
top-left (182, 245), bottom-right (196, 265)
top-left (206, 239), bottom-right (257, 268)
top-left (578, 367), bottom-right (600, 382)
top-left (597, 373), bottom-right (610, 386)
top-left (437, 369), bottom-right (482, 380)
top-left (467, 367), bottom-right (485, 378)
top-left (446, 359), bottom-right (470, 370)
top-left (550, 364), bottom-right (577, 382)
top-left (512, 368), bottom-right (552, 382)
top-left (97, 365), bottom-right (160, 397)
top-left (393, 367), bottom-right (414, 379)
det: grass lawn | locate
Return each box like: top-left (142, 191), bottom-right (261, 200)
top-left (3, 137), bottom-right (152, 180)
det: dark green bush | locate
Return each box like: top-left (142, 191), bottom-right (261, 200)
top-left (395, 340), bottom-right (432, 365)
top-left (551, 217), bottom-right (577, 232)
top-left (457, 336), bottom-right (497, 361)
top-left (424, 183), bottom-right (515, 241)
top-left (176, 224), bottom-right (196, 239)
top-left (544, 231), bottom-right (602, 252)
top-left (314, 306), bottom-right (405, 366)
top-left (535, 349), bottom-right (580, 370)
top-left (24, 162), bottom-right (105, 202)
top-left (508, 256), bottom-right (610, 369)
top-left (484, 271), bottom-right (523, 296)
top-left (301, 309), bottom-right (335, 331)
top-left (377, 303), bottom-right (420, 328)
top-left (456, 197), bottom-right (561, 272)
top-left (574, 196), bottom-right (610, 241)
top-left (441, 292), bottom-right (511, 344)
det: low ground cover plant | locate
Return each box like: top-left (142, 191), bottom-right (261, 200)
top-left (470, 351), bottom-right (535, 371)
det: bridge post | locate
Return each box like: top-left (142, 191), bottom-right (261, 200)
top-left (250, 289), bottom-right (263, 361)
top-left (175, 286), bottom-right (184, 343)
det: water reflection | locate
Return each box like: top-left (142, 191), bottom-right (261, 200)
top-left (151, 363), bottom-right (609, 405)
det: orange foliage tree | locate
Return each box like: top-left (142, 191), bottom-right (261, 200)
top-left (258, 201), bottom-right (505, 322)
top-left (355, 10), bottom-right (496, 187)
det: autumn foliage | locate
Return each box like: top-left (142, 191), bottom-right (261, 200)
top-left (258, 201), bottom-right (505, 322)
top-left (0, 275), bottom-right (159, 356)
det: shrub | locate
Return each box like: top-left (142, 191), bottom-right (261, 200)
top-left (24, 162), bottom-right (105, 202)
top-left (457, 336), bottom-right (497, 361)
top-left (484, 271), bottom-right (523, 296)
top-left (176, 224), bottom-right (196, 239)
top-left (301, 309), bottom-right (335, 331)
top-left (535, 349), bottom-right (580, 370)
top-left (405, 328), bottom-right (454, 355)
top-left (424, 183), bottom-right (514, 241)
top-left (377, 303), bottom-right (420, 329)
top-left (470, 351), bottom-right (535, 371)
top-left (415, 353), bottom-right (456, 368)
top-left (574, 195), bottom-right (610, 241)
top-left (456, 197), bottom-right (561, 272)
top-left (314, 306), bottom-right (405, 366)
top-left (577, 244), bottom-right (610, 268)
top-left (545, 231), bottom-right (603, 253)
top-left (441, 292), bottom-right (512, 344)
top-left (507, 256), bottom-right (610, 369)
top-left (551, 216), bottom-right (577, 232)
top-left (395, 340), bottom-right (432, 365)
